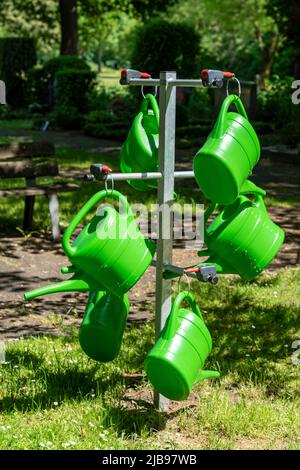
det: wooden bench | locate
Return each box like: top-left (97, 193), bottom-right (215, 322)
top-left (0, 142), bottom-right (80, 241)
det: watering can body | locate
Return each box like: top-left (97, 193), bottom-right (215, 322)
top-left (193, 94), bottom-right (260, 205)
top-left (79, 290), bottom-right (129, 362)
top-left (120, 94), bottom-right (159, 191)
top-left (62, 190), bottom-right (155, 296)
top-left (145, 291), bottom-right (219, 401)
top-left (200, 184), bottom-right (285, 280)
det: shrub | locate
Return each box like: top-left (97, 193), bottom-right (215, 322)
top-left (187, 88), bottom-right (214, 123)
top-left (0, 37), bottom-right (36, 107)
top-left (51, 104), bottom-right (83, 130)
top-left (256, 76), bottom-right (300, 129)
top-left (83, 109), bottom-right (129, 140)
top-left (43, 55), bottom-right (90, 78)
top-left (52, 68), bottom-right (95, 129)
top-left (26, 55), bottom-right (91, 110)
top-left (131, 19), bottom-right (200, 78)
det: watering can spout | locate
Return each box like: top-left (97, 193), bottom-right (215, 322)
top-left (24, 274), bottom-right (99, 301)
top-left (196, 370), bottom-right (220, 383)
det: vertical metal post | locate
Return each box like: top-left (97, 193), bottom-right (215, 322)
top-left (154, 71), bottom-right (177, 411)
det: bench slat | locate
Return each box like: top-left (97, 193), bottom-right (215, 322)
top-left (0, 142), bottom-right (55, 160)
top-left (0, 183), bottom-right (80, 197)
top-left (0, 158), bottom-right (59, 178)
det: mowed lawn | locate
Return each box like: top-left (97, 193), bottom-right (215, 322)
top-left (0, 268), bottom-right (299, 450)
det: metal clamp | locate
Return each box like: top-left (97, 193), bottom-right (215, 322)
top-left (120, 68), bottom-right (151, 85)
top-left (184, 265), bottom-right (218, 284)
top-left (84, 164), bottom-right (112, 182)
top-left (201, 69), bottom-right (235, 88)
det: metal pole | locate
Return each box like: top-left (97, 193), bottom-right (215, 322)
top-left (103, 170), bottom-right (194, 182)
top-left (154, 71), bottom-right (176, 411)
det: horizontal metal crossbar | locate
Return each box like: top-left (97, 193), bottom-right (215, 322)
top-left (104, 170), bottom-right (194, 181)
top-left (127, 78), bottom-right (206, 88)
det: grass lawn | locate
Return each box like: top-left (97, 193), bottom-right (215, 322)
top-left (0, 268), bottom-right (299, 450)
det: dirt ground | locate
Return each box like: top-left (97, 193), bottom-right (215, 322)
top-left (0, 130), bottom-right (299, 339)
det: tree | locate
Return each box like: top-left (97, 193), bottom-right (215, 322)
top-left (267, 0), bottom-right (300, 79)
top-left (168, 0), bottom-right (281, 84)
top-left (0, 0), bottom-right (59, 55)
top-left (59, 0), bottom-right (78, 55)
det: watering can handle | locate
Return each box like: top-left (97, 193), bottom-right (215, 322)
top-left (214, 94), bottom-right (248, 139)
top-left (140, 93), bottom-right (159, 126)
top-left (203, 181), bottom-right (266, 230)
top-left (62, 189), bottom-right (130, 257)
top-left (164, 291), bottom-right (204, 340)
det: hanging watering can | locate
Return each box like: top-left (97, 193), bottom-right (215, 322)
top-left (145, 291), bottom-right (219, 401)
top-left (193, 94), bottom-right (260, 205)
top-left (198, 182), bottom-right (285, 280)
top-left (120, 94), bottom-right (159, 191)
top-left (79, 290), bottom-right (129, 362)
top-left (24, 190), bottom-right (155, 301)
top-left (61, 189), bottom-right (155, 296)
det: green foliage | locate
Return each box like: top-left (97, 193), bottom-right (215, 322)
top-left (256, 76), bottom-right (300, 128)
top-left (187, 88), bottom-right (214, 123)
top-left (131, 19), bottom-right (200, 78)
top-left (0, 0), bottom-right (59, 56)
top-left (53, 67), bottom-right (95, 129)
top-left (26, 66), bottom-right (50, 109)
top-left (83, 110), bottom-right (129, 140)
top-left (43, 55), bottom-right (91, 78)
top-left (280, 122), bottom-right (300, 148)
top-left (27, 56), bottom-right (91, 110)
top-left (0, 37), bottom-right (36, 107)
top-left (84, 86), bottom-right (136, 138)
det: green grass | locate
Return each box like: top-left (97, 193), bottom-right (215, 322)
top-left (0, 268), bottom-right (299, 449)
top-left (0, 119), bottom-right (34, 130)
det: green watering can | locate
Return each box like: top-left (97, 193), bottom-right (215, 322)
top-left (145, 291), bottom-right (219, 401)
top-left (79, 290), bottom-right (129, 362)
top-left (193, 94), bottom-right (260, 205)
top-left (198, 182), bottom-right (285, 280)
top-left (120, 94), bottom-right (159, 191)
top-left (24, 189), bottom-right (155, 301)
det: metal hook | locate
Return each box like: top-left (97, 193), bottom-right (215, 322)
top-left (104, 174), bottom-right (114, 193)
top-left (141, 85), bottom-right (158, 99)
top-left (226, 76), bottom-right (241, 98)
top-left (177, 271), bottom-right (191, 294)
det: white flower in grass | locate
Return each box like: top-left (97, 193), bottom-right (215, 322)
top-left (62, 440), bottom-right (77, 448)
top-left (53, 401), bottom-right (59, 406)
top-left (1, 425), bottom-right (11, 431)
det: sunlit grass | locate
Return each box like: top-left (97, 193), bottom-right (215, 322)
top-left (0, 268), bottom-right (299, 450)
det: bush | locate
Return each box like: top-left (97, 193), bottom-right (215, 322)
top-left (280, 122), bottom-right (300, 148)
top-left (131, 19), bottom-right (200, 78)
top-left (26, 55), bottom-right (91, 110)
top-left (51, 104), bottom-right (83, 130)
top-left (256, 76), bottom-right (300, 129)
top-left (0, 37), bottom-right (36, 107)
top-left (83, 109), bottom-right (129, 140)
top-left (52, 68), bottom-right (95, 129)
top-left (187, 88), bottom-right (214, 123)
top-left (43, 55), bottom-right (90, 78)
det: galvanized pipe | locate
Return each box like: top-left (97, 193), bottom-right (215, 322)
top-left (127, 78), bottom-right (211, 88)
top-left (104, 170), bottom-right (194, 181)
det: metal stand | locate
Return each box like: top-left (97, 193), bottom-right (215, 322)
top-left (86, 68), bottom-right (234, 411)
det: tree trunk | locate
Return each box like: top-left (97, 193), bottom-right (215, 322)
top-left (292, 5), bottom-right (300, 79)
top-left (97, 46), bottom-right (103, 73)
top-left (261, 30), bottom-right (279, 87)
top-left (59, 0), bottom-right (78, 55)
